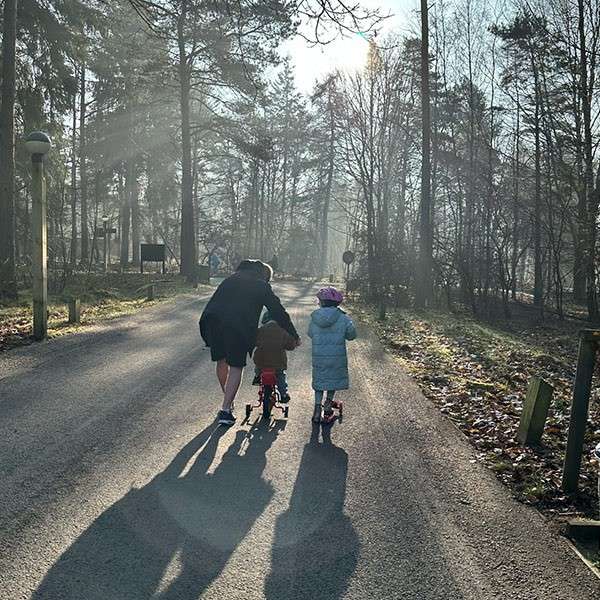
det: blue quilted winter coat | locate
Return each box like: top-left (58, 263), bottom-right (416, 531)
top-left (308, 307), bottom-right (357, 391)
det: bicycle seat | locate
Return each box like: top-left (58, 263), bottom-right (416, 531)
top-left (260, 369), bottom-right (277, 386)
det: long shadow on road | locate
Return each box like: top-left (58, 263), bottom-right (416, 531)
top-left (32, 419), bottom-right (283, 600)
top-left (264, 426), bottom-right (359, 600)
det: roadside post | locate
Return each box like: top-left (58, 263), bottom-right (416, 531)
top-left (565, 442), bottom-right (600, 544)
top-left (68, 298), bottom-right (80, 324)
top-left (517, 377), bottom-right (553, 446)
top-left (562, 329), bottom-right (600, 493)
top-left (98, 215), bottom-right (116, 272)
top-left (102, 215), bottom-right (108, 271)
top-left (342, 250), bottom-right (355, 294)
top-left (25, 131), bottom-right (51, 341)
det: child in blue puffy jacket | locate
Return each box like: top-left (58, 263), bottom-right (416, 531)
top-left (308, 287), bottom-right (357, 424)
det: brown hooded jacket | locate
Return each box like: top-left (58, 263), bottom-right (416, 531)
top-left (253, 321), bottom-right (296, 370)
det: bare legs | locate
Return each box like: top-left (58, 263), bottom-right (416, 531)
top-left (216, 360), bottom-right (228, 392)
top-left (223, 367), bottom-right (243, 411)
top-left (216, 360), bottom-right (243, 412)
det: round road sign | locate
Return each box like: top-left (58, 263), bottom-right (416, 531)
top-left (342, 250), bottom-right (355, 265)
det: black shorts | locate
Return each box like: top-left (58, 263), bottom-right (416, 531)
top-left (202, 317), bottom-right (248, 368)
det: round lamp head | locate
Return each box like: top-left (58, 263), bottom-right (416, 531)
top-left (25, 131), bottom-right (52, 156)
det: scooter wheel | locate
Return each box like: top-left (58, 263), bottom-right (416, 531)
top-left (245, 404), bottom-right (252, 419)
top-left (284, 407), bottom-right (289, 419)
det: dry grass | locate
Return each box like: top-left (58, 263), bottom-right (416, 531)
top-left (0, 272), bottom-right (209, 351)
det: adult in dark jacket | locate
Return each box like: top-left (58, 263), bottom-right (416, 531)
top-left (200, 259), bottom-right (300, 425)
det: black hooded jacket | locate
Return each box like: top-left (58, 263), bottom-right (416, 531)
top-left (199, 271), bottom-right (299, 354)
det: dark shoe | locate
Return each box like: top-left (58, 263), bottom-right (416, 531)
top-left (280, 394), bottom-right (290, 404)
top-left (218, 410), bottom-right (236, 426)
top-left (252, 374), bottom-right (261, 386)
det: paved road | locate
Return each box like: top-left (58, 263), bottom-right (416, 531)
top-left (0, 281), bottom-right (598, 599)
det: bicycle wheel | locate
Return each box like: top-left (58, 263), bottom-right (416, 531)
top-left (262, 385), bottom-right (273, 419)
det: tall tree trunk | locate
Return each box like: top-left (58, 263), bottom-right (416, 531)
top-left (320, 93), bottom-right (335, 277)
top-left (79, 65), bottom-right (89, 263)
top-left (247, 160), bottom-right (259, 256)
top-left (415, 0), bottom-right (433, 308)
top-left (177, 2), bottom-right (197, 277)
top-left (461, 2), bottom-right (476, 309)
top-left (120, 164), bottom-right (130, 268)
top-left (511, 78), bottom-right (521, 300)
top-left (131, 162), bottom-right (140, 265)
top-left (259, 169), bottom-right (266, 258)
top-left (93, 171), bottom-right (102, 268)
top-left (573, 192), bottom-right (586, 303)
top-left (228, 165), bottom-right (239, 259)
top-left (0, 0), bottom-right (18, 298)
top-left (578, 0), bottom-right (598, 319)
top-left (70, 95), bottom-right (78, 269)
top-left (573, 71), bottom-right (586, 304)
top-left (532, 58), bottom-right (543, 309)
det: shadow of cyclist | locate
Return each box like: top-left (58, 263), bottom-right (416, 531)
top-left (32, 419), bottom-right (284, 600)
top-left (264, 424), bottom-right (359, 600)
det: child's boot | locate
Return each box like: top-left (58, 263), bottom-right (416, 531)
top-left (321, 399), bottom-right (336, 425)
top-left (331, 399), bottom-right (343, 416)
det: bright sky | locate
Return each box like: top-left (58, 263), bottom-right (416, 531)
top-left (282, 0), bottom-right (417, 92)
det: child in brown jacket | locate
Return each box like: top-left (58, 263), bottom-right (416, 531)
top-left (253, 311), bottom-right (297, 402)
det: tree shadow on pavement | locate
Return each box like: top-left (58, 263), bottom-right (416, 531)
top-left (264, 425), bottom-right (359, 600)
top-left (32, 419), bottom-right (284, 600)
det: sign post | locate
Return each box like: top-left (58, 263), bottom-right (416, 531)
top-left (99, 215), bottom-right (116, 272)
top-left (140, 243), bottom-right (166, 274)
top-left (25, 132), bottom-right (51, 341)
top-left (342, 250), bottom-right (355, 294)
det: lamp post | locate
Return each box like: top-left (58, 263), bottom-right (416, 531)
top-left (102, 215), bottom-right (109, 272)
top-left (25, 131), bottom-right (51, 340)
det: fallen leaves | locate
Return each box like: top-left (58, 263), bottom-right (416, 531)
top-left (352, 301), bottom-right (600, 520)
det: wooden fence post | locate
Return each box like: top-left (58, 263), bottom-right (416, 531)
top-left (68, 298), bottom-right (80, 324)
top-left (517, 377), bottom-right (553, 446)
top-left (146, 284), bottom-right (154, 301)
top-left (562, 330), bottom-right (599, 493)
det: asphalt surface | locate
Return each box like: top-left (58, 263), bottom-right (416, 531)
top-left (0, 281), bottom-right (598, 599)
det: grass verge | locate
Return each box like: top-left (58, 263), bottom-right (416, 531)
top-left (0, 272), bottom-right (210, 352)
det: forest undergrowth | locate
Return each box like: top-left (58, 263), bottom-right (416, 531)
top-left (351, 297), bottom-right (600, 522)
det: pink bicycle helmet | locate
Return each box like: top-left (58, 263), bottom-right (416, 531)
top-left (316, 287), bottom-right (344, 303)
